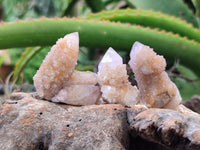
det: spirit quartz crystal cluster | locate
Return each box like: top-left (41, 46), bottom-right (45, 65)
top-left (33, 32), bottom-right (182, 109)
top-left (33, 32), bottom-right (100, 105)
top-left (129, 42), bottom-right (182, 109)
top-left (97, 48), bottom-right (139, 105)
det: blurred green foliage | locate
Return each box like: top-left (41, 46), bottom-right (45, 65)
top-left (127, 0), bottom-right (198, 27)
top-left (10, 47), bottom-right (49, 83)
top-left (0, 56), bottom-right (4, 67)
top-left (172, 65), bottom-right (200, 99)
top-left (0, 0), bottom-right (200, 100)
top-left (2, 0), bottom-right (69, 21)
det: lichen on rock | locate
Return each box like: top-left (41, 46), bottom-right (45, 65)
top-left (129, 41), bottom-right (182, 109)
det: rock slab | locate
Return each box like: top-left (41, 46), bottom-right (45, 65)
top-left (0, 92), bottom-right (129, 150)
top-left (1, 92), bottom-right (200, 150)
top-left (127, 105), bottom-right (200, 150)
top-left (183, 95), bottom-right (200, 114)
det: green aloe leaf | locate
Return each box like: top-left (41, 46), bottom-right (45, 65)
top-left (86, 9), bottom-right (200, 42)
top-left (127, 0), bottom-right (198, 27)
top-left (0, 18), bottom-right (200, 77)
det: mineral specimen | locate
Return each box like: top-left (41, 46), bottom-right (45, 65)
top-left (128, 41), bottom-right (182, 109)
top-left (33, 32), bottom-right (182, 108)
top-left (34, 32), bottom-right (101, 105)
top-left (33, 32), bottom-right (79, 100)
top-left (97, 47), bottom-right (139, 105)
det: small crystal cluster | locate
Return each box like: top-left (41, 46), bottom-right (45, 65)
top-left (33, 32), bottom-right (100, 105)
top-left (34, 32), bottom-right (182, 109)
top-left (33, 32), bottom-right (79, 100)
top-left (97, 48), bottom-right (139, 105)
top-left (128, 42), bottom-right (182, 109)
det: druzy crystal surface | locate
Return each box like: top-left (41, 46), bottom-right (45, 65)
top-left (129, 42), bottom-right (182, 109)
top-left (52, 70), bottom-right (100, 105)
top-left (98, 47), bottom-right (139, 105)
top-left (33, 32), bottom-right (79, 100)
top-left (33, 32), bottom-right (182, 108)
top-left (33, 32), bottom-right (100, 105)
top-left (52, 85), bottom-right (100, 105)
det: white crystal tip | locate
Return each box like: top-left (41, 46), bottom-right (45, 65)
top-left (72, 32), bottom-right (79, 37)
top-left (98, 47), bottom-right (123, 71)
top-left (132, 41), bottom-right (144, 49)
top-left (100, 47), bottom-right (122, 64)
top-left (64, 32), bottom-right (79, 39)
top-left (130, 41), bottom-right (144, 58)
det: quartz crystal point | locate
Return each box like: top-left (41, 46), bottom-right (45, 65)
top-left (33, 32), bottom-right (79, 100)
top-left (98, 47), bottom-right (139, 105)
top-left (129, 41), bottom-right (182, 109)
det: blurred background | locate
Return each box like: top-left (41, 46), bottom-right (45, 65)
top-left (0, 0), bottom-right (200, 102)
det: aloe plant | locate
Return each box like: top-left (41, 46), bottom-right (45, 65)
top-left (0, 0), bottom-right (199, 100)
top-left (126, 0), bottom-right (198, 27)
top-left (86, 9), bottom-right (200, 42)
top-left (0, 11), bottom-right (200, 77)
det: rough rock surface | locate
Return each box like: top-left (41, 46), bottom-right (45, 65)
top-left (127, 105), bottom-right (200, 150)
top-left (182, 95), bottom-right (200, 114)
top-left (1, 92), bottom-right (200, 150)
top-left (0, 92), bottom-right (129, 150)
